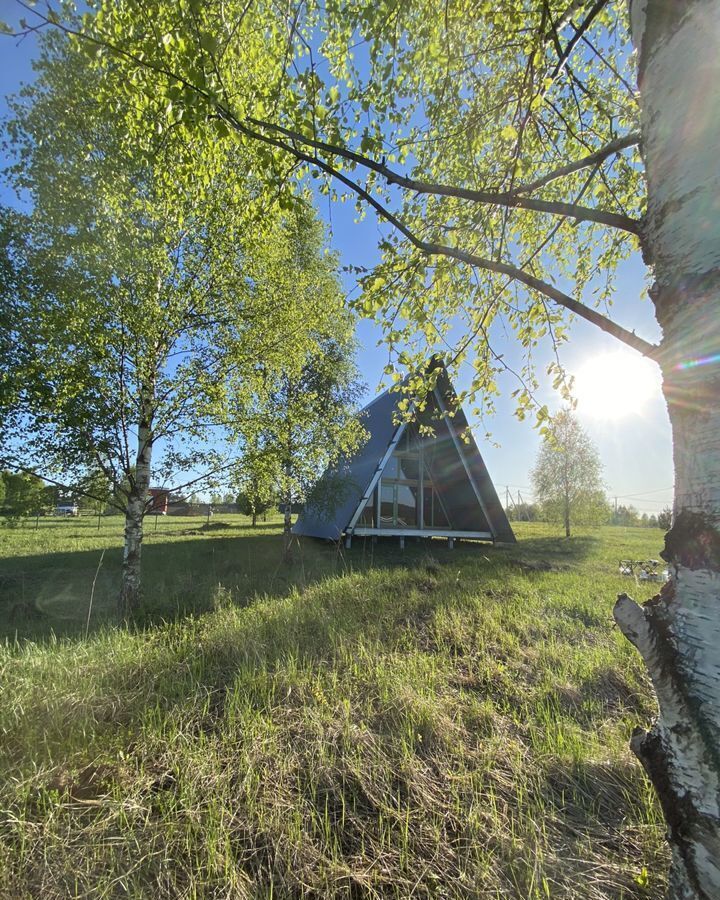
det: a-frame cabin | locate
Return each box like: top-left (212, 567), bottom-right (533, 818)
top-left (294, 365), bottom-right (515, 547)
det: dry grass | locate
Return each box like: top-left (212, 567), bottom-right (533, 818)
top-left (0, 522), bottom-right (668, 897)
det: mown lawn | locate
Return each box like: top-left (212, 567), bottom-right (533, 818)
top-left (0, 518), bottom-right (668, 897)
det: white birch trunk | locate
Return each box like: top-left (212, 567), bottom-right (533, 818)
top-left (282, 391), bottom-right (294, 561)
top-left (282, 466), bottom-right (293, 561)
top-left (614, 3), bottom-right (720, 896)
top-left (119, 392), bottom-right (154, 619)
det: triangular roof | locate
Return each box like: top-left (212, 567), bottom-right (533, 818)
top-left (294, 365), bottom-right (515, 543)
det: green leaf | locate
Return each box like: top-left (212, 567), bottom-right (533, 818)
top-left (199, 33), bottom-right (218, 55)
top-left (213, 119), bottom-right (230, 137)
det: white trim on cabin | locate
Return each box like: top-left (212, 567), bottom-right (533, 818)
top-left (345, 420), bottom-right (409, 533)
top-left (352, 527), bottom-right (493, 540)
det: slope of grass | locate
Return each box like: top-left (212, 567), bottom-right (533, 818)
top-left (0, 521), bottom-right (668, 897)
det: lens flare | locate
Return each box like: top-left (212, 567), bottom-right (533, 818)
top-left (674, 353), bottom-right (720, 371)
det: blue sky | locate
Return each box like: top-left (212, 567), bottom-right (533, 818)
top-left (0, 4), bottom-right (674, 514)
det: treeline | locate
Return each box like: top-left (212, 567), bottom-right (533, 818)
top-left (0, 471), bottom-right (53, 523)
top-left (0, 470), bottom-right (113, 523)
top-left (506, 500), bottom-right (672, 530)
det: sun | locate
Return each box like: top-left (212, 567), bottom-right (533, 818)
top-left (571, 350), bottom-right (662, 419)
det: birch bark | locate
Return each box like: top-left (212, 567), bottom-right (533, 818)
top-left (614, 3), bottom-right (720, 896)
top-left (119, 390), bottom-right (154, 619)
top-left (282, 461), bottom-right (293, 561)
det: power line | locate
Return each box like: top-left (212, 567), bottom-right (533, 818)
top-left (613, 485), bottom-right (674, 498)
top-left (502, 483), bottom-right (673, 497)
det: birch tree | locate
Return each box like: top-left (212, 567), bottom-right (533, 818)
top-left (6, 0), bottom-right (720, 893)
top-left (531, 409), bottom-right (608, 536)
top-left (231, 209), bottom-right (366, 558)
top-left (0, 30), bottom-right (301, 617)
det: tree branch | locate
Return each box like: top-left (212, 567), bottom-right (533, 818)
top-left (229, 112), bottom-right (658, 359)
top-left (16, 7), bottom-right (640, 235)
top-left (11, 4), bottom-right (655, 358)
top-left (548, 0), bottom-right (610, 83)
top-left (0, 458), bottom-right (125, 513)
top-left (245, 116), bottom-right (642, 235)
top-left (160, 459), bottom-right (238, 495)
top-left (510, 132), bottom-right (641, 196)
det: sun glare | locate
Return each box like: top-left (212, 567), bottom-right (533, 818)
top-left (572, 350), bottom-right (661, 420)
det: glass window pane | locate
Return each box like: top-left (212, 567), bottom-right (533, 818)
top-left (384, 456), bottom-right (399, 479)
top-left (396, 484), bottom-right (417, 527)
top-left (398, 456), bottom-right (419, 481)
top-left (380, 483), bottom-right (394, 528)
top-left (423, 486), bottom-right (450, 528)
top-left (433, 489), bottom-right (450, 527)
top-left (423, 486), bottom-right (433, 528)
top-left (406, 425), bottom-right (417, 451)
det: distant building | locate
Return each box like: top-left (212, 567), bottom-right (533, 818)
top-left (148, 488), bottom-right (169, 515)
top-left (294, 364), bottom-right (515, 547)
top-left (54, 504), bottom-right (79, 517)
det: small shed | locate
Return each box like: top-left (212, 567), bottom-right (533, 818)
top-left (294, 365), bottom-right (515, 547)
top-left (148, 488), bottom-right (169, 515)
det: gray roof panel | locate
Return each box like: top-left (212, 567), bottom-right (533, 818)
top-left (293, 387), bottom-right (400, 539)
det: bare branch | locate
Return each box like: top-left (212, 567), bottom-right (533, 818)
top-left (511, 132), bottom-right (641, 196)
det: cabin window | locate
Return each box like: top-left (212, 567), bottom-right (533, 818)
top-left (375, 420), bottom-right (460, 531)
top-left (380, 483), bottom-right (396, 527)
top-left (423, 485), bottom-right (450, 528)
top-left (395, 483), bottom-right (417, 527)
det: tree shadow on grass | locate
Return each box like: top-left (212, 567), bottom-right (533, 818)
top-left (1, 518), bottom-right (662, 900)
top-left (1, 525), bottom-right (664, 900)
top-left (1, 543), bottom-right (465, 775)
top-left (0, 523), bottom-right (593, 644)
top-left (504, 533), bottom-right (599, 565)
top-left (0, 528), bottom-right (483, 643)
top-left (0, 531), bottom-right (326, 642)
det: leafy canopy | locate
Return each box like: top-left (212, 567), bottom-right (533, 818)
top-left (12, 0), bottom-right (650, 428)
top-left (0, 24), bottom-right (327, 505)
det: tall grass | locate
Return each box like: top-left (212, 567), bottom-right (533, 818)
top-left (0, 521), bottom-right (667, 897)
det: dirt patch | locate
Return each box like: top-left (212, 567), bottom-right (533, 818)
top-left (45, 763), bottom-right (117, 803)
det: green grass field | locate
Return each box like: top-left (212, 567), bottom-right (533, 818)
top-left (0, 517), bottom-right (668, 897)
